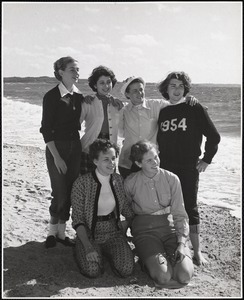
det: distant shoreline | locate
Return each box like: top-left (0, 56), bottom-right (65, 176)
top-left (3, 77), bottom-right (241, 87)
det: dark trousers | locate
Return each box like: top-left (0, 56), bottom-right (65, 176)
top-left (46, 140), bottom-right (81, 221)
top-left (161, 163), bottom-right (200, 226)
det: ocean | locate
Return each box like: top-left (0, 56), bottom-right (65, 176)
top-left (2, 79), bottom-right (242, 218)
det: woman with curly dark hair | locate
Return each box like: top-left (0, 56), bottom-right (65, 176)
top-left (79, 66), bottom-right (123, 174)
top-left (71, 139), bottom-right (134, 278)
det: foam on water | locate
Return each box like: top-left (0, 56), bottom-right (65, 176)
top-left (199, 136), bottom-right (241, 219)
top-left (3, 97), bottom-right (49, 150)
top-left (2, 97), bottom-right (242, 219)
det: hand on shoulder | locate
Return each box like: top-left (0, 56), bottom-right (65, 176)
top-left (83, 94), bottom-right (96, 104)
top-left (185, 95), bottom-right (199, 106)
top-left (109, 96), bottom-right (124, 110)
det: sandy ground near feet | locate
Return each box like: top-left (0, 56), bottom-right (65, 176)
top-left (2, 144), bottom-right (242, 298)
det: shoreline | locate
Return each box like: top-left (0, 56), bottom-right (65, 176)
top-left (3, 136), bottom-right (242, 219)
top-left (2, 142), bottom-right (242, 298)
top-left (3, 95), bottom-right (242, 139)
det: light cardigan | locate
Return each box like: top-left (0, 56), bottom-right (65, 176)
top-left (80, 95), bottom-right (120, 153)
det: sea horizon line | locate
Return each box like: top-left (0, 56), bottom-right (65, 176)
top-left (3, 76), bottom-right (241, 86)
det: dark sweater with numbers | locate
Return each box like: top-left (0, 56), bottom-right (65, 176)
top-left (157, 102), bottom-right (221, 167)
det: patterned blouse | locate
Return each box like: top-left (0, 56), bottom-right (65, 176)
top-left (71, 171), bottom-right (134, 239)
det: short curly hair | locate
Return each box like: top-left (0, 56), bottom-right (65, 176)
top-left (129, 140), bottom-right (158, 163)
top-left (89, 139), bottom-right (120, 160)
top-left (157, 71), bottom-right (191, 100)
top-left (53, 56), bottom-right (78, 81)
top-left (88, 65), bottom-right (117, 92)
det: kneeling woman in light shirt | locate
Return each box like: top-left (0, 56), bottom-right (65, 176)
top-left (124, 140), bottom-right (194, 288)
top-left (71, 139), bottom-right (134, 278)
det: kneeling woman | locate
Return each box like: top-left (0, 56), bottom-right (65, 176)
top-left (124, 140), bottom-right (194, 288)
top-left (71, 139), bottom-right (135, 278)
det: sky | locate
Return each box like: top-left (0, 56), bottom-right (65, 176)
top-left (2, 1), bottom-right (242, 84)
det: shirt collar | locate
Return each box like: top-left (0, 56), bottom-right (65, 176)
top-left (141, 169), bottom-right (160, 183)
top-left (128, 98), bottom-right (150, 111)
top-left (58, 82), bottom-right (82, 97)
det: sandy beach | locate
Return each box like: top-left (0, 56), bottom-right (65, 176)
top-left (2, 137), bottom-right (242, 298)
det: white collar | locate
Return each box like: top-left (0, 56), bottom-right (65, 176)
top-left (58, 82), bottom-right (82, 97)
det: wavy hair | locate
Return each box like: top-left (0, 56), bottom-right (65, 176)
top-left (53, 56), bottom-right (78, 81)
top-left (129, 140), bottom-right (158, 163)
top-left (89, 139), bottom-right (120, 160)
top-left (88, 65), bottom-right (117, 92)
top-left (157, 71), bottom-right (191, 100)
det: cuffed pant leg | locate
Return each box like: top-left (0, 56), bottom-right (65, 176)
top-left (46, 147), bottom-right (68, 219)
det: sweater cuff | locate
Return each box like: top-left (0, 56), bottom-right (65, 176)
top-left (202, 156), bottom-right (212, 164)
top-left (73, 222), bottom-right (84, 231)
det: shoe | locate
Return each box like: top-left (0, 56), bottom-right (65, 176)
top-left (45, 235), bottom-right (56, 248)
top-left (56, 237), bottom-right (75, 247)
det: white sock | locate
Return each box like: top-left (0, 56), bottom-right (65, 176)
top-left (47, 223), bottom-right (58, 237)
top-left (57, 223), bottom-right (66, 240)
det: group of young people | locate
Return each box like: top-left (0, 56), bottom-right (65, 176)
top-left (40, 56), bottom-right (220, 288)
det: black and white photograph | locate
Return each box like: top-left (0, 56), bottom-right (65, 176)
top-left (2, 1), bottom-right (242, 298)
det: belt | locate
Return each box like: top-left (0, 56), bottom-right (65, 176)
top-left (97, 211), bottom-right (115, 221)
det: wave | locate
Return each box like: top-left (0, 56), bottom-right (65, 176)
top-left (2, 97), bottom-right (241, 219)
top-left (2, 97), bottom-right (45, 150)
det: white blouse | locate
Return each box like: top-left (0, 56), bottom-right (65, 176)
top-left (95, 169), bottom-right (116, 216)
